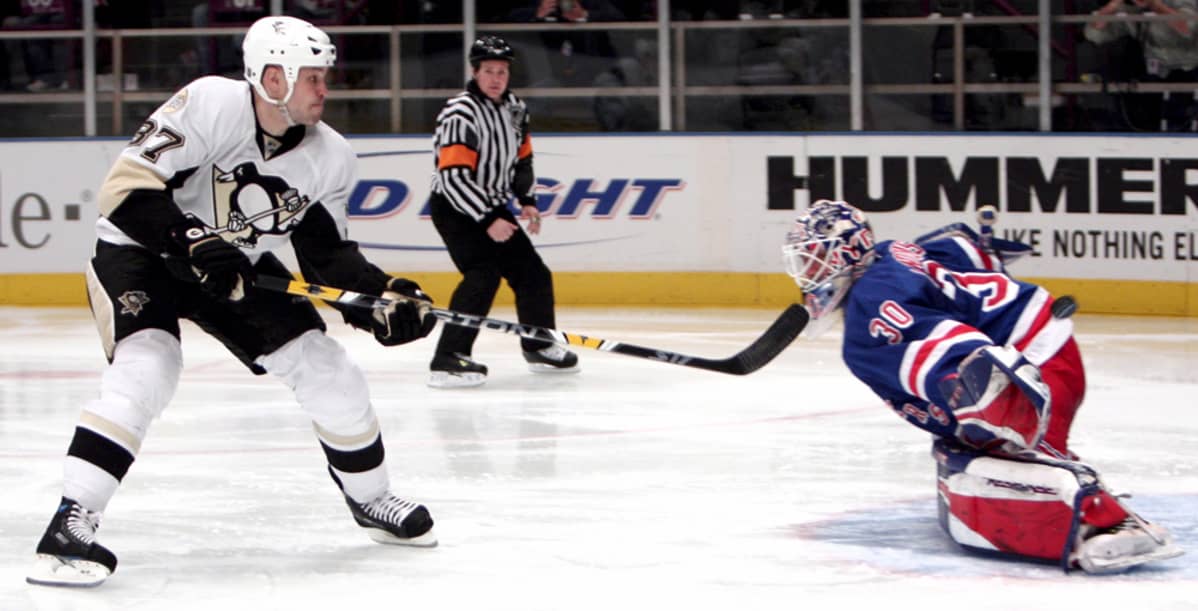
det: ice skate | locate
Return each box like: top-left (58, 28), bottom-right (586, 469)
top-left (1073, 517), bottom-right (1183, 574)
top-left (343, 491), bottom-right (437, 547)
top-left (26, 497), bottom-right (118, 588)
top-left (523, 344), bottom-right (579, 373)
top-left (428, 352), bottom-right (487, 388)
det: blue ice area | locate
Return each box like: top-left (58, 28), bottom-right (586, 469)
top-left (796, 494), bottom-right (1196, 580)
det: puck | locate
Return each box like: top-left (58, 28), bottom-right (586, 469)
top-left (1051, 295), bottom-right (1077, 319)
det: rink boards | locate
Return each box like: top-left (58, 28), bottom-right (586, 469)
top-left (1, 133), bottom-right (1195, 315)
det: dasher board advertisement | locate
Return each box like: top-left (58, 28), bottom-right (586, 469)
top-left (1, 133), bottom-right (1194, 298)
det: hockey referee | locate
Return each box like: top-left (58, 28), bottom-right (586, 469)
top-left (426, 35), bottom-right (579, 388)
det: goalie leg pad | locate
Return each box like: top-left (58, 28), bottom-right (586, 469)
top-left (940, 345), bottom-right (1051, 450)
top-left (934, 439), bottom-right (1089, 561)
top-left (933, 440), bottom-right (1130, 565)
top-left (935, 440), bottom-right (1183, 573)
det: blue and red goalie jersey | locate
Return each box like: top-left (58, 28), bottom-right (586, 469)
top-left (840, 230), bottom-right (1065, 438)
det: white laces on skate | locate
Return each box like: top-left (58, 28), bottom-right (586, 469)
top-left (524, 344), bottom-right (579, 373)
top-left (361, 493), bottom-right (419, 527)
top-left (65, 505), bottom-right (102, 545)
top-left (536, 345), bottom-right (570, 362)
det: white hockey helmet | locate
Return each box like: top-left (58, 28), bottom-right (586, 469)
top-left (782, 199), bottom-right (876, 323)
top-left (242, 16), bottom-right (336, 106)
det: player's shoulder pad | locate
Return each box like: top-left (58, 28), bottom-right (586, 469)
top-left (155, 76), bottom-right (248, 121)
top-left (182, 76), bottom-right (248, 103)
top-left (311, 123), bottom-right (357, 185)
top-left (313, 121), bottom-right (353, 151)
top-left (315, 123), bottom-right (355, 167)
top-left (852, 251), bottom-right (926, 304)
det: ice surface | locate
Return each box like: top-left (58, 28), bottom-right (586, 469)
top-left (1, 306), bottom-right (1194, 610)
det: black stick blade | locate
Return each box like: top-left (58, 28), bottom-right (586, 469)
top-left (722, 304), bottom-right (809, 374)
top-left (607, 303), bottom-right (808, 375)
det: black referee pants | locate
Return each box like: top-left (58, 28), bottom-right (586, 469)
top-left (429, 193), bottom-right (556, 356)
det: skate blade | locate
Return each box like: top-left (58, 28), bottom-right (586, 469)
top-left (1077, 544), bottom-right (1185, 574)
top-left (527, 363), bottom-right (580, 374)
top-left (364, 527), bottom-right (439, 548)
top-left (427, 371), bottom-right (486, 389)
top-left (26, 553), bottom-right (111, 588)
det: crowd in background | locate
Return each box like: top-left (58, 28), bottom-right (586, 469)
top-left (0, 0), bottom-right (1194, 134)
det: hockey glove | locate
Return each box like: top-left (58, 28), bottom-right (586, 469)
top-left (168, 219), bottom-right (255, 301)
top-left (371, 277), bottom-right (436, 346)
top-left (938, 345), bottom-right (1052, 451)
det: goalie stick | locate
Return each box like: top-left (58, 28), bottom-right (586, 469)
top-left (255, 275), bottom-right (808, 375)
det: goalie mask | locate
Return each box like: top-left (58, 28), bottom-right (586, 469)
top-left (782, 200), bottom-right (876, 325)
top-left (243, 16), bottom-right (337, 107)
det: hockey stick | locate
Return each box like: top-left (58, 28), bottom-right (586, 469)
top-left (255, 275), bottom-right (808, 375)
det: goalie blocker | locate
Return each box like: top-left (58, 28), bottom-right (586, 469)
top-left (939, 344), bottom-right (1052, 451)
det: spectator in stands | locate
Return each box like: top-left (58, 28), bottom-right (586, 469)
top-left (1085, 0), bottom-right (1198, 131)
top-left (360, 0), bottom-right (460, 23)
top-left (2, 0), bottom-right (71, 91)
top-left (509, 0), bottom-right (625, 22)
top-left (287, 0), bottom-right (339, 23)
top-left (592, 36), bottom-right (657, 130)
top-left (612, 0), bottom-right (653, 19)
top-left (188, 1), bottom-right (268, 78)
top-left (506, 0), bottom-right (626, 86)
top-left (0, 0), bottom-right (18, 90)
top-left (670, 0), bottom-right (744, 19)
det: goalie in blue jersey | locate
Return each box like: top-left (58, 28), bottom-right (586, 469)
top-left (782, 199), bottom-right (1183, 574)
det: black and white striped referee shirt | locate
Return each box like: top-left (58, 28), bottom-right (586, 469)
top-left (430, 80), bottom-right (535, 223)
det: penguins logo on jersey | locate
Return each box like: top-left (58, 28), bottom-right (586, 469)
top-left (210, 162), bottom-right (310, 247)
top-left (117, 290), bottom-right (151, 317)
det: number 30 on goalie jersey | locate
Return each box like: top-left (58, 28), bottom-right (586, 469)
top-left (841, 235), bottom-right (1053, 439)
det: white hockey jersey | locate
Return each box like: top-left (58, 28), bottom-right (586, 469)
top-left (95, 75), bottom-right (357, 262)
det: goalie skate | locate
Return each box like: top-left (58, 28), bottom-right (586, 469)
top-left (1073, 518), bottom-right (1184, 574)
top-left (428, 352), bottom-right (487, 388)
top-left (344, 491), bottom-right (438, 547)
top-left (26, 498), bottom-right (117, 588)
top-left (523, 344), bottom-right (579, 373)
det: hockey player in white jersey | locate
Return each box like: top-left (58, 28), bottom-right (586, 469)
top-left (782, 200), bottom-right (1182, 574)
top-left (27, 16), bottom-right (438, 588)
